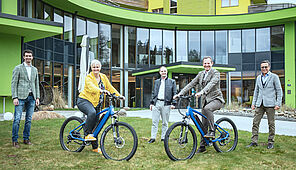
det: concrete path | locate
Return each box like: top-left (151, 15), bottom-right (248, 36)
top-left (1, 109), bottom-right (295, 136)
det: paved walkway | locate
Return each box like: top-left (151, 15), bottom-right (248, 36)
top-left (1, 109), bottom-right (296, 136)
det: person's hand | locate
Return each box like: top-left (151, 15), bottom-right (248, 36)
top-left (13, 98), bottom-right (19, 106)
top-left (251, 105), bottom-right (255, 110)
top-left (274, 105), bottom-right (280, 110)
top-left (101, 90), bottom-right (110, 95)
top-left (195, 91), bottom-right (203, 98)
top-left (150, 104), bottom-right (154, 111)
top-left (170, 105), bottom-right (175, 109)
top-left (173, 94), bottom-right (180, 100)
top-left (36, 98), bottom-right (40, 106)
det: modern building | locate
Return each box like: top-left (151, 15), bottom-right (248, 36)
top-left (0, 0), bottom-right (295, 113)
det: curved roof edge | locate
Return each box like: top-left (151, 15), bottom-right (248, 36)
top-left (44, 0), bottom-right (296, 30)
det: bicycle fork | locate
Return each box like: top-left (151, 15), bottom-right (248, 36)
top-left (111, 117), bottom-right (124, 148)
top-left (179, 121), bottom-right (189, 144)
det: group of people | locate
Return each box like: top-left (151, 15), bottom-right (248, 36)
top-left (11, 49), bottom-right (283, 153)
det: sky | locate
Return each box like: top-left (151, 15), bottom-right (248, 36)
top-left (267, 0), bottom-right (296, 4)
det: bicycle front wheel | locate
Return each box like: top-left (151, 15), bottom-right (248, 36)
top-left (213, 117), bottom-right (238, 153)
top-left (164, 122), bottom-right (197, 161)
top-left (59, 116), bottom-right (85, 152)
top-left (100, 122), bottom-right (138, 161)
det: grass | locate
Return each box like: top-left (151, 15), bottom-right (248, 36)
top-left (1, 117), bottom-right (296, 169)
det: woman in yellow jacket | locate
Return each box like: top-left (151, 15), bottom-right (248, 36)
top-left (77, 59), bottom-right (125, 154)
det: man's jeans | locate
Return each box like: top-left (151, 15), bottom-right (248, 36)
top-left (12, 95), bottom-right (35, 142)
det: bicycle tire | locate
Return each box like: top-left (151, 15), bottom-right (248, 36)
top-left (60, 116), bottom-right (86, 152)
top-left (213, 117), bottom-right (238, 153)
top-left (100, 122), bottom-right (138, 161)
top-left (164, 122), bottom-right (197, 161)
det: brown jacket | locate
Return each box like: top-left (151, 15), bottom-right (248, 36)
top-left (178, 68), bottom-right (225, 107)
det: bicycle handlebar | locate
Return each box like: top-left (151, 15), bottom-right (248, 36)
top-left (177, 94), bottom-right (196, 116)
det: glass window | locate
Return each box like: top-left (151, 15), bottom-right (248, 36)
top-left (112, 24), bottom-right (122, 68)
top-left (111, 70), bottom-right (121, 93)
top-left (177, 31), bottom-right (188, 62)
top-left (229, 30), bottom-right (241, 53)
top-left (201, 31), bottom-right (214, 60)
top-left (215, 30), bottom-right (228, 64)
top-left (163, 30), bottom-right (175, 64)
top-left (36, 0), bottom-right (43, 19)
top-left (221, 0), bottom-right (229, 7)
top-left (19, 0), bottom-right (26, 16)
top-left (76, 17), bottom-right (86, 65)
top-left (87, 20), bottom-right (98, 61)
top-left (27, 0), bottom-right (34, 18)
top-left (64, 13), bottom-right (73, 42)
top-left (150, 29), bottom-right (162, 66)
top-left (242, 29), bottom-right (255, 53)
top-left (188, 31), bottom-right (200, 62)
top-left (271, 26), bottom-right (284, 51)
top-left (127, 26), bottom-right (136, 68)
top-left (256, 28), bottom-right (270, 52)
top-left (137, 28), bottom-right (149, 68)
top-left (170, 0), bottom-right (177, 14)
top-left (99, 23), bottom-right (111, 68)
top-left (44, 4), bottom-right (53, 21)
top-left (54, 9), bottom-right (63, 23)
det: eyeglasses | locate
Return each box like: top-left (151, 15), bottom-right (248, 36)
top-left (261, 66), bottom-right (268, 69)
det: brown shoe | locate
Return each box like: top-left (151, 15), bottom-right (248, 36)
top-left (12, 142), bottom-right (20, 148)
top-left (23, 140), bottom-right (32, 145)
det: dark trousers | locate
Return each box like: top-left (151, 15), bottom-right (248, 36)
top-left (77, 97), bottom-right (100, 149)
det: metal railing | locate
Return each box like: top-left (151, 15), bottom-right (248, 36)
top-left (248, 3), bottom-right (296, 13)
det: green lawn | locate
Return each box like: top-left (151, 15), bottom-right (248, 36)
top-left (0, 117), bottom-right (295, 169)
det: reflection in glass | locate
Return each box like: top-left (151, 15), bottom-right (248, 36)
top-left (27, 0), bottom-right (34, 18)
top-left (127, 27), bottom-right (136, 68)
top-left (163, 30), bottom-right (175, 64)
top-left (271, 26), bottom-right (284, 51)
top-left (242, 29), bottom-right (255, 53)
top-left (36, 0), bottom-right (43, 19)
top-left (201, 31), bottom-right (214, 60)
top-left (99, 23), bottom-right (111, 68)
top-left (111, 70), bottom-right (121, 93)
top-left (64, 13), bottom-right (73, 42)
top-left (256, 28), bottom-right (270, 52)
top-left (242, 71), bottom-right (255, 105)
top-left (54, 63), bottom-right (63, 90)
top-left (87, 20), bottom-right (98, 61)
top-left (54, 9), bottom-right (63, 39)
top-left (229, 30), bottom-right (241, 53)
top-left (177, 31), bottom-right (188, 62)
top-left (150, 29), bottom-right (162, 66)
top-left (188, 31), bottom-right (200, 62)
top-left (112, 24), bottom-right (122, 67)
top-left (76, 17), bottom-right (86, 65)
top-left (230, 71), bottom-right (242, 103)
top-left (215, 30), bottom-right (228, 64)
top-left (44, 4), bottom-right (53, 21)
top-left (128, 71), bottom-right (136, 107)
top-left (137, 28), bottom-right (149, 68)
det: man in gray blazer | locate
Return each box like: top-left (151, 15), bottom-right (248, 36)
top-left (247, 60), bottom-right (282, 149)
top-left (11, 49), bottom-right (40, 148)
top-left (174, 56), bottom-right (225, 153)
top-left (148, 66), bottom-right (177, 143)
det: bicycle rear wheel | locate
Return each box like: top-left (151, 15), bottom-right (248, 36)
top-left (100, 122), bottom-right (138, 161)
top-left (213, 117), bottom-right (238, 152)
top-left (164, 122), bottom-right (197, 161)
top-left (60, 116), bottom-right (85, 152)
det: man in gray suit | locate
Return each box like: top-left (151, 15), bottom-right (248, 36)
top-left (11, 49), bottom-right (40, 148)
top-left (174, 56), bottom-right (224, 153)
top-left (148, 66), bottom-right (177, 143)
top-left (246, 60), bottom-right (282, 149)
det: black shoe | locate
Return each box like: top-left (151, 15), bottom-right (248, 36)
top-left (161, 139), bottom-right (164, 142)
top-left (196, 147), bottom-right (206, 153)
top-left (148, 139), bottom-right (155, 143)
top-left (204, 131), bottom-right (215, 139)
top-left (267, 143), bottom-right (274, 149)
top-left (246, 142), bottom-right (258, 148)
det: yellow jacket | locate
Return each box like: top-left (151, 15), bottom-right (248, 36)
top-left (79, 72), bottom-right (120, 107)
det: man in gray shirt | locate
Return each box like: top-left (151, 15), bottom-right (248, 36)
top-left (148, 66), bottom-right (177, 143)
top-left (247, 60), bottom-right (282, 149)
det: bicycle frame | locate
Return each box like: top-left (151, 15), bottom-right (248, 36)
top-left (185, 106), bottom-right (230, 145)
top-left (69, 105), bottom-right (116, 142)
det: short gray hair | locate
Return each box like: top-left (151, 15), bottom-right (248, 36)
top-left (91, 59), bottom-right (101, 67)
top-left (261, 60), bottom-right (270, 66)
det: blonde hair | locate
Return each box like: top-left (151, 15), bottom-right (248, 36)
top-left (91, 59), bottom-right (101, 67)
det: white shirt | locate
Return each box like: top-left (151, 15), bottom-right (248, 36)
top-left (203, 70), bottom-right (209, 81)
top-left (157, 78), bottom-right (166, 100)
top-left (24, 62), bottom-right (32, 81)
top-left (261, 71), bottom-right (270, 84)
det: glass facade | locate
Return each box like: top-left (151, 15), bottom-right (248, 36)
top-left (21, 1), bottom-right (285, 108)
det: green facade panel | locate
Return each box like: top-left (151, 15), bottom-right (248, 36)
top-left (2, 0), bottom-right (17, 15)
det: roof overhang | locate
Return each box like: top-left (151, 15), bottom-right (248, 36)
top-left (132, 62), bottom-right (236, 76)
top-left (0, 13), bottom-right (63, 42)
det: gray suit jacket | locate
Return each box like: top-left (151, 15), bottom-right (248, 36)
top-left (150, 77), bottom-right (177, 106)
top-left (252, 72), bottom-right (282, 107)
top-left (179, 68), bottom-right (225, 107)
top-left (11, 63), bottom-right (40, 100)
